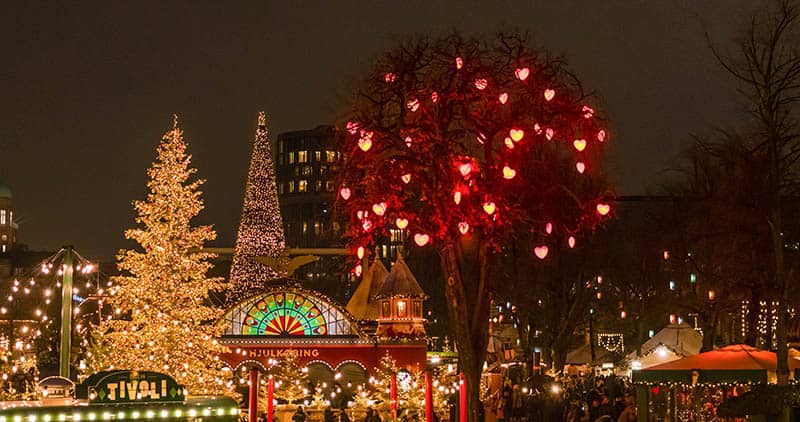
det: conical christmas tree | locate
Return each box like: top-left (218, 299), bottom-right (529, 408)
top-left (89, 116), bottom-right (231, 395)
top-left (228, 112), bottom-right (286, 303)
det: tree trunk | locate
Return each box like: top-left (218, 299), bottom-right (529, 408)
top-left (770, 213), bottom-right (789, 385)
top-left (441, 240), bottom-right (491, 422)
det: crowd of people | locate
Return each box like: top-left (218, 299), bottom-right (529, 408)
top-left (490, 373), bottom-right (637, 422)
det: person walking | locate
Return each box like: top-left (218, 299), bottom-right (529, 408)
top-left (292, 407), bottom-right (307, 422)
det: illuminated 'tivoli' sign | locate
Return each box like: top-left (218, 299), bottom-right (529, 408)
top-left (79, 370), bottom-right (185, 404)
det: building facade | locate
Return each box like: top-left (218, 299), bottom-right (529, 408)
top-left (0, 182), bottom-right (17, 254)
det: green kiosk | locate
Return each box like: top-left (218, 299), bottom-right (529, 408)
top-left (0, 371), bottom-right (238, 422)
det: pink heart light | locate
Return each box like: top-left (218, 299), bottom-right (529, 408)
top-left (406, 98), bottom-right (420, 112)
top-left (372, 202), bottom-right (387, 216)
top-left (502, 166), bottom-right (516, 180)
top-left (509, 128), bottom-right (524, 142)
top-left (545, 128), bottom-right (554, 140)
top-left (499, 92), bottom-right (509, 104)
top-left (396, 218), bottom-right (409, 229)
top-left (458, 222), bottom-right (470, 235)
top-left (597, 130), bottom-right (607, 142)
top-left (596, 203), bottom-right (611, 216)
top-left (544, 89), bottom-right (556, 101)
top-left (474, 79), bottom-right (488, 90)
top-left (459, 162), bottom-right (472, 177)
top-left (573, 139), bottom-right (587, 152)
top-left (534, 246), bottom-right (549, 259)
top-left (414, 233), bottom-right (430, 247)
top-left (431, 91), bottom-right (439, 103)
top-left (568, 236), bottom-right (576, 248)
top-left (401, 173), bottom-right (412, 184)
top-left (515, 67), bottom-right (530, 81)
top-left (545, 222), bottom-right (553, 234)
top-left (576, 162), bottom-right (586, 174)
top-left (339, 187), bottom-right (351, 200)
top-left (504, 137), bottom-right (514, 149)
top-left (356, 246), bottom-right (365, 260)
top-left (483, 202), bottom-right (496, 215)
top-left (455, 57), bottom-right (463, 69)
top-left (453, 191), bottom-right (462, 205)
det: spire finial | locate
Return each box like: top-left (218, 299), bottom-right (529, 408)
top-left (172, 114), bottom-right (179, 130)
top-left (257, 111), bottom-right (266, 129)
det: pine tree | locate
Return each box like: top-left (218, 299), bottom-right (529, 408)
top-left (88, 116), bottom-right (231, 395)
top-left (228, 112), bottom-right (286, 303)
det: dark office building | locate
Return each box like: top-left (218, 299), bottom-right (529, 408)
top-left (275, 125), bottom-right (343, 249)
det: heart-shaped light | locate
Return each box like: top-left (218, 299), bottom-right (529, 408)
top-left (534, 123), bottom-right (542, 134)
top-left (596, 203), bottom-right (611, 216)
top-left (458, 222), bottom-right (470, 235)
top-left (362, 220), bottom-right (373, 232)
top-left (431, 91), bottom-right (439, 103)
top-left (545, 128), bottom-right (554, 140)
top-left (455, 57), bottom-right (463, 69)
top-left (358, 137), bottom-right (372, 152)
top-left (459, 162), bottom-right (472, 177)
top-left (384, 73), bottom-right (396, 83)
top-left (502, 166), bottom-right (516, 180)
top-left (372, 202), bottom-right (387, 216)
top-left (568, 236), bottom-right (576, 248)
top-left (356, 246), bottom-right (365, 260)
top-left (346, 121), bottom-right (360, 135)
top-left (573, 139), bottom-right (587, 152)
top-left (582, 105), bottom-right (595, 118)
top-left (499, 93), bottom-right (509, 104)
top-left (404, 136), bottom-right (413, 147)
top-left (504, 137), bottom-right (514, 150)
top-left (534, 246), bottom-right (549, 259)
top-left (339, 187), bottom-right (351, 201)
top-left (406, 98), bottom-right (420, 112)
top-left (483, 202), bottom-right (496, 215)
top-left (576, 162), bottom-right (586, 174)
top-left (356, 210), bottom-right (364, 220)
top-left (474, 79), bottom-right (488, 90)
top-left (544, 89), bottom-right (556, 101)
top-left (396, 218), bottom-right (409, 229)
top-left (354, 263), bottom-right (362, 276)
top-left (509, 128), bottom-right (524, 142)
top-left (453, 191), bottom-right (462, 205)
top-left (414, 233), bottom-right (430, 246)
top-left (401, 173), bottom-right (412, 184)
top-left (597, 130), bottom-right (606, 142)
top-left (515, 67), bottom-right (530, 81)
top-left (545, 222), bottom-right (553, 234)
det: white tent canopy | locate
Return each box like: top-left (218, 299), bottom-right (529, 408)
top-left (628, 323), bottom-right (703, 369)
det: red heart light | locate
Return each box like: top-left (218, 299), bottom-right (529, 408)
top-left (455, 57), bottom-right (463, 70)
top-left (597, 130), bottom-right (606, 142)
top-left (339, 187), bottom-right (351, 200)
top-left (576, 162), bottom-right (586, 174)
top-left (515, 67), bottom-right (530, 81)
top-left (459, 162), bottom-right (472, 177)
top-left (499, 93), bottom-right (509, 104)
top-left (474, 79), bottom-right (488, 90)
top-left (384, 73), bottom-right (396, 83)
top-left (458, 222), bottom-right (470, 235)
top-left (568, 236), bottom-right (576, 248)
top-left (544, 89), bottom-right (556, 101)
top-left (414, 233), bottom-right (430, 247)
top-left (431, 91), bottom-right (439, 103)
top-left (453, 191), bottom-right (462, 205)
top-left (545, 222), bottom-right (553, 234)
top-left (534, 246), bottom-right (549, 259)
top-left (545, 128), bottom-right (554, 140)
top-left (582, 105), bottom-right (595, 118)
top-left (502, 166), bottom-right (516, 180)
top-left (483, 202), bottom-right (496, 215)
top-left (504, 137), bottom-right (514, 150)
top-left (596, 203), bottom-right (611, 216)
top-left (573, 139), bottom-right (587, 152)
top-left (406, 98), bottom-right (420, 112)
top-left (396, 218), bottom-right (409, 229)
top-left (356, 246), bottom-right (365, 260)
top-left (401, 173), bottom-right (411, 184)
top-left (509, 128), bottom-right (524, 142)
top-left (372, 202), bottom-right (387, 216)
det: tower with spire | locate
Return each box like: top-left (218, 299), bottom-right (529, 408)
top-left (373, 254), bottom-right (427, 339)
top-left (228, 112), bottom-right (286, 303)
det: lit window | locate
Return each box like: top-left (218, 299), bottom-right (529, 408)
top-left (288, 181), bottom-right (295, 193)
top-left (326, 151), bottom-right (336, 162)
top-left (303, 222), bottom-right (308, 234)
top-left (0, 210), bottom-right (5, 225)
top-left (288, 153), bottom-right (295, 164)
top-left (1, 245), bottom-right (5, 253)
top-left (314, 151), bottom-right (321, 162)
top-left (278, 141), bottom-right (284, 153)
top-left (314, 222), bottom-right (321, 236)
top-left (302, 166), bottom-right (313, 176)
top-left (315, 180), bottom-right (323, 191)
top-left (278, 184), bottom-right (284, 195)
top-left (325, 181), bottom-right (335, 192)
top-left (298, 151), bottom-right (308, 163)
top-left (397, 300), bottom-right (408, 318)
top-left (8, 211), bottom-right (11, 224)
top-left (298, 180), bottom-right (307, 192)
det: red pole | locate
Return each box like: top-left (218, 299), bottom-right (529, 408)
top-left (459, 373), bottom-right (467, 422)
top-left (424, 370), bottom-right (433, 422)
top-left (390, 372), bottom-right (398, 421)
top-left (268, 375), bottom-right (274, 422)
top-left (249, 369), bottom-right (259, 422)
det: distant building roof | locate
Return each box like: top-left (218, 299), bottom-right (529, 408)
top-left (375, 255), bottom-right (427, 299)
top-left (346, 257), bottom-right (389, 320)
top-left (0, 182), bottom-right (11, 199)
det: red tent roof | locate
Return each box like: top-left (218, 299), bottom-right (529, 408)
top-left (646, 344), bottom-right (800, 371)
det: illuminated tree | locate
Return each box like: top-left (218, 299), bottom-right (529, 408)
top-left (269, 353), bottom-right (309, 404)
top-left (337, 33), bottom-right (612, 420)
top-left (89, 116), bottom-right (231, 395)
top-left (229, 112), bottom-right (286, 302)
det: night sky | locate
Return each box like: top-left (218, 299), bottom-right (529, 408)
top-left (0, 1), bottom-right (758, 260)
